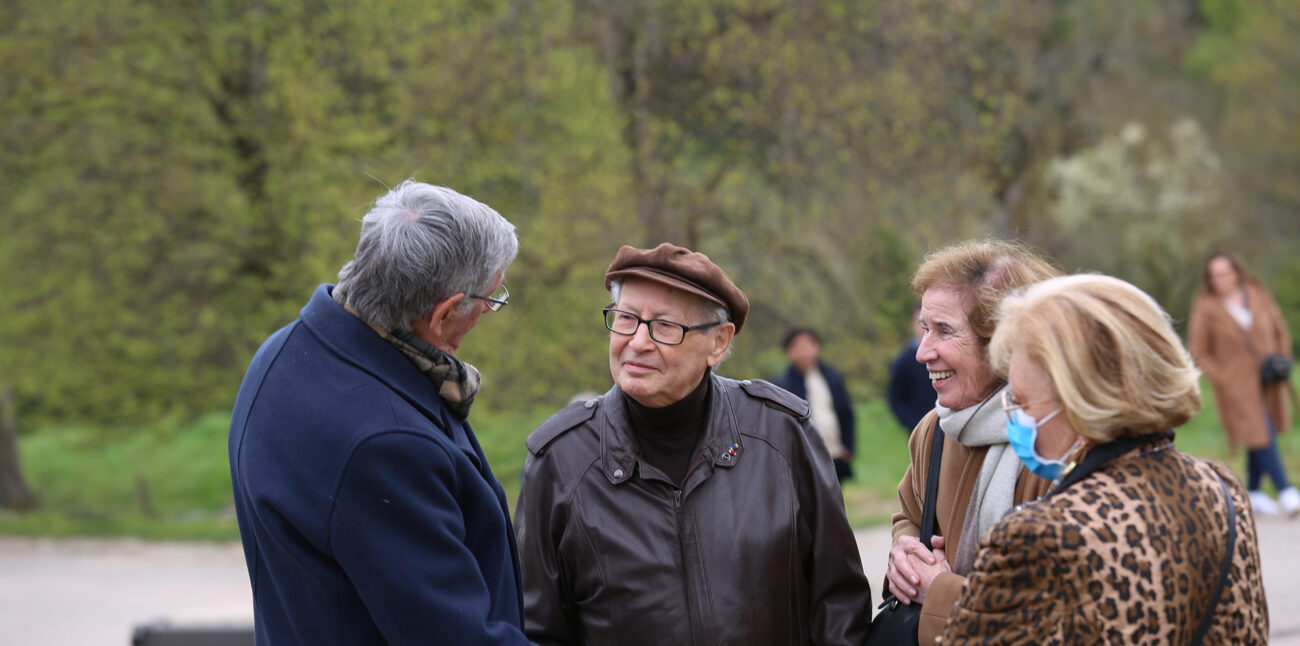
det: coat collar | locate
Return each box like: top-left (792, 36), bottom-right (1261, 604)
top-left (1050, 430), bottom-right (1175, 495)
top-left (597, 372), bottom-right (745, 487)
top-left (298, 284), bottom-right (457, 434)
top-left (1198, 281), bottom-right (1265, 316)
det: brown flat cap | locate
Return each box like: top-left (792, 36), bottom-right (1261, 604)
top-left (604, 243), bottom-right (749, 333)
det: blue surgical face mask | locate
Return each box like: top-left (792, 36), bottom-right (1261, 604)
top-left (1005, 406), bottom-right (1069, 480)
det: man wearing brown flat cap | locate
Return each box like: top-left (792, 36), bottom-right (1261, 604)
top-left (515, 243), bottom-right (872, 646)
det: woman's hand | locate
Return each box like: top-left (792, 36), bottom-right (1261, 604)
top-left (907, 535), bottom-right (952, 604)
top-left (887, 534), bottom-right (940, 604)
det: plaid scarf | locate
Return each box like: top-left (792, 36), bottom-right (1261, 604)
top-left (342, 303), bottom-right (481, 419)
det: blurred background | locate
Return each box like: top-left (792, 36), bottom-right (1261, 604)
top-left (1, 0), bottom-right (1298, 538)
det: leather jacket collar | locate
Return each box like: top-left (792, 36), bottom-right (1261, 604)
top-left (597, 372), bottom-right (745, 489)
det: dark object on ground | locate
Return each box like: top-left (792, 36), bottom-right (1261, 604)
top-left (131, 622), bottom-right (253, 646)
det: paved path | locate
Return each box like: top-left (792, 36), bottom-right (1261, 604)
top-left (0, 539), bottom-right (252, 645)
top-left (1, 516), bottom-right (1296, 645)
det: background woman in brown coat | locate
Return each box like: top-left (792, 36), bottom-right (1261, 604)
top-left (1188, 251), bottom-right (1297, 516)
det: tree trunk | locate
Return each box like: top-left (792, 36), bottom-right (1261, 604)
top-left (0, 388), bottom-right (39, 511)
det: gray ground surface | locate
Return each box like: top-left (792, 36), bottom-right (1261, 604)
top-left (1, 516), bottom-right (1295, 645)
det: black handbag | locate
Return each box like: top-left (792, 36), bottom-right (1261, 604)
top-left (1260, 354), bottom-right (1292, 384)
top-left (864, 423), bottom-right (944, 646)
top-left (1230, 291), bottom-right (1292, 385)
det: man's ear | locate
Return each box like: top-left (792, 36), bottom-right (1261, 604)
top-left (413, 293), bottom-right (467, 351)
top-left (706, 322), bottom-right (736, 367)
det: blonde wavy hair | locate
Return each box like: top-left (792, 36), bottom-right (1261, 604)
top-left (989, 274), bottom-right (1202, 442)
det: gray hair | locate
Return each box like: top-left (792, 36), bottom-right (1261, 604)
top-left (334, 180), bottom-right (518, 330)
top-left (609, 278), bottom-right (733, 361)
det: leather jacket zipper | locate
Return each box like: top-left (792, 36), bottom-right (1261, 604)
top-left (672, 487), bottom-right (697, 641)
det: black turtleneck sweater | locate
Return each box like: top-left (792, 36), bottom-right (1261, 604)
top-left (624, 373), bottom-right (711, 486)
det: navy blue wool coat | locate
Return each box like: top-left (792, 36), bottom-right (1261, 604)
top-left (229, 285), bottom-right (529, 645)
top-left (886, 338), bottom-right (935, 433)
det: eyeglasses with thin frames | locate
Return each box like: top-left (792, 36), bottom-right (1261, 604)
top-left (603, 307), bottom-right (722, 345)
top-left (469, 284), bottom-right (509, 312)
top-left (1001, 389), bottom-right (1053, 421)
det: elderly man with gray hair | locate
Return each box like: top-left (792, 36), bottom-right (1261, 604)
top-left (515, 243), bottom-right (872, 646)
top-left (229, 180), bottom-right (530, 645)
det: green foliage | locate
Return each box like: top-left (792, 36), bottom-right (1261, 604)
top-left (1268, 256), bottom-right (1300, 347)
top-left (1, 0), bottom-right (1298, 431)
top-left (0, 413), bottom-right (241, 539)
top-left (0, 0), bottom-right (630, 424)
top-left (1037, 118), bottom-right (1234, 325)
top-left (1186, 0), bottom-right (1300, 256)
top-left (1199, 0), bottom-right (1246, 32)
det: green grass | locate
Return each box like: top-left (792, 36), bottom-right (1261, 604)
top-left (3, 381), bottom-right (1298, 540)
top-left (0, 406), bottom-right (562, 541)
top-left (840, 398), bottom-right (916, 528)
top-left (0, 412), bottom-right (241, 540)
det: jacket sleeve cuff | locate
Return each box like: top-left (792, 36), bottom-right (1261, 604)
top-left (918, 572), bottom-right (965, 644)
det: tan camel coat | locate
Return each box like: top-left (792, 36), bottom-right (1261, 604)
top-left (1188, 280), bottom-right (1292, 450)
top-left (891, 411), bottom-right (1053, 645)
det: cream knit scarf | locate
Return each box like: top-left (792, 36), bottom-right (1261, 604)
top-left (935, 383), bottom-right (1020, 575)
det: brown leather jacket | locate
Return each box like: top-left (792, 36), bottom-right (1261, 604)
top-left (515, 374), bottom-right (872, 646)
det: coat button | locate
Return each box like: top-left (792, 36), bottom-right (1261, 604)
top-left (584, 399), bottom-right (596, 409)
top-left (613, 469), bottom-right (624, 478)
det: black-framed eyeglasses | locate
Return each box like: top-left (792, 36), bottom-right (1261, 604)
top-left (603, 307), bottom-right (722, 345)
top-left (469, 284), bottom-right (509, 312)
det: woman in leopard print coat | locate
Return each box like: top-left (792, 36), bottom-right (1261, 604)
top-left (938, 274), bottom-right (1268, 644)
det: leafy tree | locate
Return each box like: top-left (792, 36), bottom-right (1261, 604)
top-left (1189, 0), bottom-right (1300, 254)
top-left (1039, 118), bottom-right (1236, 322)
top-left (3, 0), bottom-right (1298, 428)
top-left (0, 0), bottom-right (637, 423)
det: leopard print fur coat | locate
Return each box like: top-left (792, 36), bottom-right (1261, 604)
top-left (940, 443), bottom-right (1268, 644)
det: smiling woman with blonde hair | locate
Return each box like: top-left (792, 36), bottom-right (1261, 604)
top-left (941, 274), bottom-right (1268, 644)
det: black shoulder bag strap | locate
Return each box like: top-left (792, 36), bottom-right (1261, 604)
top-left (1050, 432), bottom-right (1172, 496)
top-left (919, 423), bottom-right (945, 550)
top-left (1192, 471), bottom-right (1238, 643)
top-left (877, 422), bottom-right (946, 612)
